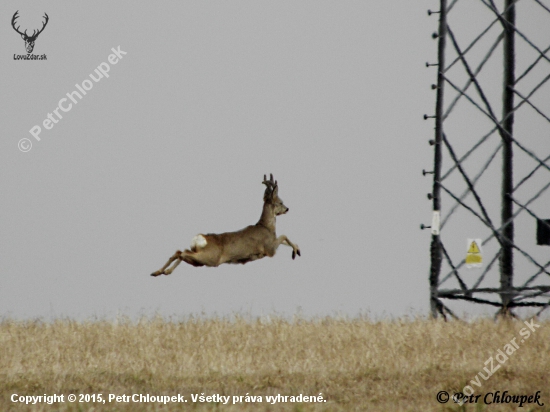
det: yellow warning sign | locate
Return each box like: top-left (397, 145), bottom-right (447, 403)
top-left (466, 239), bottom-right (483, 268)
top-left (467, 240), bottom-right (480, 254)
top-left (466, 253), bottom-right (482, 264)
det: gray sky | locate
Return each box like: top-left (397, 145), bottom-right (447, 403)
top-left (1, 1), bottom-right (548, 320)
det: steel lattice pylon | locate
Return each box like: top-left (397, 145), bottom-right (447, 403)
top-left (425, 0), bottom-right (550, 319)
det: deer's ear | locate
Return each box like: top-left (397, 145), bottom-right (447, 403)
top-left (21, 34), bottom-right (25, 39)
top-left (272, 185), bottom-right (278, 197)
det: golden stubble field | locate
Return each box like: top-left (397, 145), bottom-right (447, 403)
top-left (0, 316), bottom-right (549, 411)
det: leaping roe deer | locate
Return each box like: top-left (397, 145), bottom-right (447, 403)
top-left (150, 174), bottom-right (300, 276)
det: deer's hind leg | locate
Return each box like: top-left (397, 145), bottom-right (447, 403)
top-left (163, 249), bottom-right (205, 273)
top-left (165, 257), bottom-right (182, 274)
top-left (151, 250), bottom-right (182, 276)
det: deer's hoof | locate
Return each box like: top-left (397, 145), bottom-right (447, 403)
top-left (151, 272), bottom-right (162, 277)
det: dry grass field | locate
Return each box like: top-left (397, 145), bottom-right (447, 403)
top-left (1, 316), bottom-right (549, 411)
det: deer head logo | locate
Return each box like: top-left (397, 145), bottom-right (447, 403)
top-left (11, 11), bottom-right (49, 54)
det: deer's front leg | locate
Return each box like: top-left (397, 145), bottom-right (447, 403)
top-left (277, 235), bottom-right (301, 260)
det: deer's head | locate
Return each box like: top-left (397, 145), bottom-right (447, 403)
top-left (263, 174), bottom-right (289, 216)
top-left (12, 11), bottom-right (49, 54)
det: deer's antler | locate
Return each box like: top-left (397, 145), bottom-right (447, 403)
top-left (11, 11), bottom-right (26, 37)
top-left (262, 173), bottom-right (278, 190)
top-left (262, 174), bottom-right (279, 201)
top-left (11, 11), bottom-right (49, 40)
top-left (32, 13), bottom-right (49, 39)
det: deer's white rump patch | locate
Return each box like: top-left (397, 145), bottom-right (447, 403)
top-left (191, 234), bottom-right (207, 249)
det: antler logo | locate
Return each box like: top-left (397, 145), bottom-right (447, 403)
top-left (11, 11), bottom-right (49, 54)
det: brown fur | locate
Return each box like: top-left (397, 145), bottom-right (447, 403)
top-left (151, 174), bottom-right (300, 276)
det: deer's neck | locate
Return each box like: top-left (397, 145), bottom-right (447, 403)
top-left (257, 203), bottom-right (276, 232)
